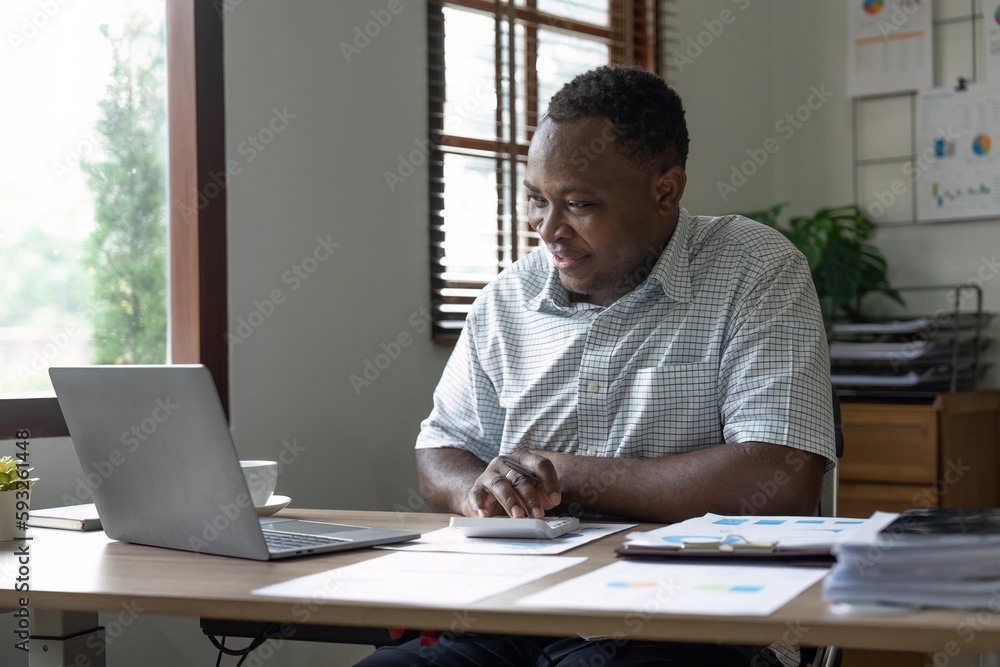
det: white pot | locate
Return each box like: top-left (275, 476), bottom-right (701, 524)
top-left (0, 489), bottom-right (30, 541)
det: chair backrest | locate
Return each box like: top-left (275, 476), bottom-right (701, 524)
top-left (819, 384), bottom-right (844, 518)
top-left (832, 383), bottom-right (844, 458)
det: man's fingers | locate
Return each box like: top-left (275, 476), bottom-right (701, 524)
top-left (467, 486), bottom-right (501, 518)
top-left (485, 474), bottom-right (530, 518)
top-left (504, 471), bottom-right (546, 518)
top-left (514, 452), bottom-right (561, 508)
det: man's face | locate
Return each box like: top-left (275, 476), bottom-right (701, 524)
top-left (524, 116), bottom-right (685, 307)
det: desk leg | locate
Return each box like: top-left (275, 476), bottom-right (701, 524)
top-left (30, 611), bottom-right (105, 667)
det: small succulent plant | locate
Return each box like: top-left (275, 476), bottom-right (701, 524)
top-left (0, 456), bottom-right (36, 493)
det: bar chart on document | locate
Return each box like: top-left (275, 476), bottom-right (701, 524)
top-left (916, 86), bottom-right (1000, 222)
top-left (846, 0), bottom-right (932, 98)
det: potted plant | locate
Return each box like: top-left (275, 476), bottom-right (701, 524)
top-left (741, 203), bottom-right (903, 331)
top-left (0, 456), bottom-right (37, 541)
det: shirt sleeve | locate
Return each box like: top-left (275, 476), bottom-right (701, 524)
top-left (415, 314), bottom-right (504, 463)
top-left (719, 252), bottom-right (837, 469)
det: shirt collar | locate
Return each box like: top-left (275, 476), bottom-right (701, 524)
top-left (647, 206), bottom-right (693, 304)
top-left (526, 206), bottom-right (694, 312)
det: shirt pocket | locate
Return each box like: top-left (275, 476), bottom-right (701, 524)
top-left (617, 362), bottom-right (721, 454)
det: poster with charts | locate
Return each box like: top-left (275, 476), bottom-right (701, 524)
top-left (984, 0), bottom-right (1000, 84)
top-left (847, 0), bottom-right (932, 97)
top-left (915, 85), bottom-right (1000, 222)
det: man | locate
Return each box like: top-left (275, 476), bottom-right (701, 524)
top-left (358, 65), bottom-right (835, 666)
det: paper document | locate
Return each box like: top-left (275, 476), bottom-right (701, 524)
top-left (846, 0), bottom-right (932, 98)
top-left (916, 85), bottom-right (1000, 222)
top-left (985, 0), bottom-right (1000, 84)
top-left (516, 561), bottom-right (827, 616)
top-left (829, 341), bottom-right (932, 360)
top-left (252, 552), bottom-right (586, 607)
top-left (831, 317), bottom-right (933, 335)
top-left (831, 369), bottom-right (935, 387)
top-left (376, 523), bottom-right (634, 555)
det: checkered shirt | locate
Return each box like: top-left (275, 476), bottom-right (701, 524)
top-left (417, 207), bottom-right (835, 667)
top-left (417, 207), bottom-right (836, 470)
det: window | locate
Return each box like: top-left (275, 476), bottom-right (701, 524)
top-left (427, 0), bottom-right (659, 340)
top-left (0, 0), bottom-right (227, 437)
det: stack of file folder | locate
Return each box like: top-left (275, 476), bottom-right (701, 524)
top-left (824, 508), bottom-right (1000, 609)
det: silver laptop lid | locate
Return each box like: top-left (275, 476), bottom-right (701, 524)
top-left (50, 365), bottom-right (271, 560)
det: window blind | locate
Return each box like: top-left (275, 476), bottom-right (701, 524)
top-left (427, 0), bottom-right (660, 341)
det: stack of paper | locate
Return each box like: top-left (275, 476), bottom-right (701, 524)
top-left (828, 340), bottom-right (934, 361)
top-left (824, 509), bottom-right (1000, 609)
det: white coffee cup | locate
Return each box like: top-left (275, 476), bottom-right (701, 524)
top-left (240, 460), bottom-right (278, 507)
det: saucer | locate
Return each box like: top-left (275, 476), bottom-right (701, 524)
top-left (255, 494), bottom-right (291, 517)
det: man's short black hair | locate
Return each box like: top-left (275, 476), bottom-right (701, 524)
top-left (545, 65), bottom-right (689, 170)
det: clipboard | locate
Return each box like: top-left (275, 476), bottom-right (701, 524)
top-left (614, 542), bottom-right (835, 567)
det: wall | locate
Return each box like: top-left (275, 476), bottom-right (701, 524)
top-left (674, 0), bottom-right (1000, 387)
top-left (2, 1), bottom-right (444, 665)
top-left (224, 0), bottom-right (448, 516)
top-left (664, 0), bottom-right (780, 215)
top-left (767, 1), bottom-right (1000, 387)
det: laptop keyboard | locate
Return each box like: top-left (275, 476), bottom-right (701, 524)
top-left (263, 531), bottom-right (349, 552)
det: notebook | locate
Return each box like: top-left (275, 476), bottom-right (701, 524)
top-left (28, 502), bottom-right (102, 531)
top-left (49, 365), bottom-right (420, 560)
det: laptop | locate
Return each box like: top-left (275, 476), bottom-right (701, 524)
top-left (49, 365), bottom-right (420, 560)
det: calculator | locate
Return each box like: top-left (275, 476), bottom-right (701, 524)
top-left (449, 516), bottom-right (581, 539)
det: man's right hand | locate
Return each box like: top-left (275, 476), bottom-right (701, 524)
top-left (465, 451), bottom-right (562, 519)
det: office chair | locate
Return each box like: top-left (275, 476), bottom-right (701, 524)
top-left (804, 384), bottom-right (845, 667)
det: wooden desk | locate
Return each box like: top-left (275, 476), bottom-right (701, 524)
top-left (1, 509), bottom-right (999, 658)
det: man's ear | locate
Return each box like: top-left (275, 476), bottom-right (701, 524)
top-left (656, 166), bottom-right (687, 215)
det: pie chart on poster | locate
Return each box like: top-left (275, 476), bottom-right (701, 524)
top-left (863, 0), bottom-right (883, 15)
top-left (973, 134), bottom-right (992, 156)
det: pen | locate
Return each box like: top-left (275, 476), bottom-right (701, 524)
top-left (498, 455), bottom-right (540, 483)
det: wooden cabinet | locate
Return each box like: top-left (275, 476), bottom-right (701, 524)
top-left (837, 391), bottom-right (1000, 667)
top-left (838, 391), bottom-right (1000, 518)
